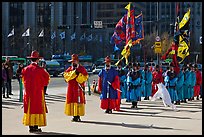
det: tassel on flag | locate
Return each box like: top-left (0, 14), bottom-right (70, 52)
top-left (7, 28), bottom-right (14, 38)
top-left (22, 28), bottom-right (30, 37)
top-left (38, 29), bottom-right (44, 37)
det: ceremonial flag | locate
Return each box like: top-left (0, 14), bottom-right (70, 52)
top-left (60, 31), bottom-right (65, 39)
top-left (177, 8), bottom-right (190, 63)
top-left (38, 29), bottom-right (44, 37)
top-left (51, 31), bottom-right (56, 39)
top-left (116, 2), bottom-right (135, 65)
top-left (80, 33), bottom-right (86, 41)
top-left (132, 13), bottom-right (144, 45)
top-left (7, 28), bottom-right (14, 37)
top-left (70, 32), bottom-right (76, 40)
top-left (22, 28), bottom-right (30, 37)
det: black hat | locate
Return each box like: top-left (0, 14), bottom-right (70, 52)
top-left (194, 64), bottom-right (198, 68)
top-left (133, 62), bottom-right (137, 67)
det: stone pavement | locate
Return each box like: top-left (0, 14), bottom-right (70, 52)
top-left (2, 87), bottom-right (202, 135)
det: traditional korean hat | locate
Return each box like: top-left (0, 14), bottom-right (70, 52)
top-left (27, 50), bottom-right (42, 59)
top-left (68, 54), bottom-right (79, 62)
top-left (104, 56), bottom-right (112, 63)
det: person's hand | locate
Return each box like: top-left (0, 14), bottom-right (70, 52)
top-left (75, 70), bottom-right (79, 75)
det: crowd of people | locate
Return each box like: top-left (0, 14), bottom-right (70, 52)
top-left (2, 50), bottom-right (202, 133)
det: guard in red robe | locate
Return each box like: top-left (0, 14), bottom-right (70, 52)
top-left (152, 65), bottom-right (163, 96)
top-left (194, 64), bottom-right (202, 100)
top-left (63, 54), bottom-right (88, 122)
top-left (22, 50), bottom-right (50, 133)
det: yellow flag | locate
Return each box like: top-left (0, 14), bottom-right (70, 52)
top-left (179, 8), bottom-right (190, 29)
top-left (125, 2), bottom-right (131, 17)
top-left (177, 35), bottom-right (190, 63)
top-left (115, 39), bottom-right (133, 66)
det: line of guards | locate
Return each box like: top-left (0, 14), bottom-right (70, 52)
top-left (91, 60), bottom-right (202, 110)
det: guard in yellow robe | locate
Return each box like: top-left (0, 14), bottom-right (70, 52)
top-left (64, 54), bottom-right (88, 122)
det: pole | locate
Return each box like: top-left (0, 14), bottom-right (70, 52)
top-left (19, 78), bottom-right (23, 102)
top-left (156, 2), bottom-right (160, 65)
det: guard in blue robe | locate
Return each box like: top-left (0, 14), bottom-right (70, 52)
top-left (141, 64), bottom-right (152, 100)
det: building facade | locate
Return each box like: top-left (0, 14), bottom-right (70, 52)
top-left (2, 2), bottom-right (202, 62)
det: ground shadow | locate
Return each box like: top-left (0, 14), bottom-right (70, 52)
top-left (80, 120), bottom-right (183, 131)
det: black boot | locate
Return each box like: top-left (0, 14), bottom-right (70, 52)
top-left (131, 101), bottom-right (137, 108)
top-left (197, 96), bottom-right (199, 100)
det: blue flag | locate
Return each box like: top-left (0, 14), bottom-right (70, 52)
top-left (70, 32), bottom-right (76, 40)
top-left (132, 13), bottom-right (144, 44)
top-left (80, 33), bottom-right (86, 41)
top-left (99, 35), bottom-right (102, 42)
top-left (60, 31), bottom-right (65, 39)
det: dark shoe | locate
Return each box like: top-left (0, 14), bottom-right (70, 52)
top-left (72, 116), bottom-right (81, 122)
top-left (6, 96), bottom-right (11, 98)
top-left (144, 97), bottom-right (147, 100)
top-left (105, 109), bottom-right (109, 113)
top-left (9, 93), bottom-right (13, 95)
top-left (29, 128), bottom-right (42, 133)
top-left (131, 105), bottom-right (136, 108)
top-left (108, 110), bottom-right (112, 114)
top-left (45, 93), bottom-right (48, 95)
top-left (196, 96), bottom-right (199, 100)
top-left (3, 95), bottom-right (6, 98)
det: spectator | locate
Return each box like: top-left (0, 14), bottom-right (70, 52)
top-left (2, 63), bottom-right (10, 98)
top-left (5, 57), bottom-right (13, 95)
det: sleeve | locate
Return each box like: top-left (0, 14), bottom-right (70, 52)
top-left (111, 75), bottom-right (120, 90)
top-left (76, 66), bottom-right (89, 84)
top-left (98, 77), bottom-right (102, 93)
top-left (63, 67), bottom-right (77, 82)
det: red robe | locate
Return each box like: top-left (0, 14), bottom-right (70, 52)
top-left (152, 70), bottom-right (163, 96)
top-left (22, 63), bottom-right (50, 114)
top-left (21, 62), bottom-right (50, 126)
top-left (64, 65), bottom-right (88, 116)
top-left (161, 42), bottom-right (180, 74)
top-left (194, 70), bottom-right (202, 97)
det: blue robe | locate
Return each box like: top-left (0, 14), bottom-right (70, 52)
top-left (164, 75), bottom-right (178, 102)
top-left (98, 67), bottom-right (118, 99)
top-left (142, 70), bottom-right (152, 97)
top-left (131, 77), bottom-right (142, 101)
top-left (176, 70), bottom-right (184, 101)
top-left (126, 71), bottom-right (132, 102)
top-left (183, 70), bottom-right (191, 99)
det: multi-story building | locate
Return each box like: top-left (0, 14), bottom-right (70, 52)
top-left (2, 2), bottom-right (202, 62)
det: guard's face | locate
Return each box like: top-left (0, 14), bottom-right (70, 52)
top-left (105, 62), bottom-right (111, 68)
